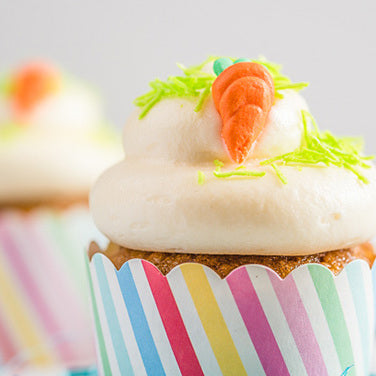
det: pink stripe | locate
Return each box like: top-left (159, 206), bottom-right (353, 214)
top-left (227, 267), bottom-right (290, 376)
top-left (0, 308), bottom-right (18, 362)
top-left (23, 216), bottom-right (95, 366)
top-left (267, 270), bottom-right (329, 376)
top-left (25, 214), bottom-right (96, 366)
top-left (142, 261), bottom-right (204, 376)
top-left (0, 216), bottom-right (77, 365)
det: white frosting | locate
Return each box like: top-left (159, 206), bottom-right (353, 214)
top-left (0, 132), bottom-right (121, 204)
top-left (25, 83), bottom-right (103, 133)
top-left (91, 161), bottom-right (376, 255)
top-left (0, 82), bottom-right (102, 134)
top-left (123, 90), bottom-right (308, 163)
top-left (0, 76), bottom-right (122, 204)
top-left (91, 90), bottom-right (376, 255)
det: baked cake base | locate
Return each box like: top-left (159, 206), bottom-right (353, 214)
top-left (89, 242), bottom-right (375, 278)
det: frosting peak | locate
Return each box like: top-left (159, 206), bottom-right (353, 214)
top-left (123, 90), bottom-right (308, 164)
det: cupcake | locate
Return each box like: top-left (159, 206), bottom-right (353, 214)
top-left (89, 56), bottom-right (376, 375)
top-left (0, 62), bottom-right (121, 369)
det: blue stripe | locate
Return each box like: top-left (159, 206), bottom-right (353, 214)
top-left (94, 256), bottom-right (134, 376)
top-left (346, 261), bottom-right (370, 372)
top-left (117, 262), bottom-right (166, 376)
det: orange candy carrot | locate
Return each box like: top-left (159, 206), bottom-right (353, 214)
top-left (212, 62), bottom-right (274, 164)
top-left (11, 63), bottom-right (59, 116)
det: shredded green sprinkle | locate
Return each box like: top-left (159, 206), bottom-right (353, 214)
top-left (274, 82), bottom-right (309, 92)
top-left (261, 110), bottom-right (373, 183)
top-left (212, 159), bottom-right (265, 179)
top-left (214, 159), bottom-right (224, 171)
top-left (135, 56), bottom-right (308, 119)
top-left (135, 56), bottom-right (218, 119)
top-left (197, 170), bottom-right (205, 185)
top-left (271, 163), bottom-right (287, 184)
top-left (200, 110), bottom-right (372, 186)
top-left (235, 165), bottom-right (246, 170)
top-left (250, 56), bottom-right (308, 99)
top-left (213, 170), bottom-right (266, 179)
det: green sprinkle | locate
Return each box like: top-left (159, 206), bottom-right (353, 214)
top-left (138, 91), bottom-right (163, 119)
top-left (302, 110), bottom-right (319, 132)
top-left (271, 163), bottom-right (287, 184)
top-left (214, 159), bottom-right (224, 167)
top-left (214, 159), bottom-right (225, 171)
top-left (213, 170), bottom-right (266, 179)
top-left (262, 110), bottom-right (373, 183)
top-left (177, 55), bottom-right (219, 76)
top-left (213, 57), bottom-right (233, 76)
top-left (194, 84), bottom-right (211, 112)
top-left (135, 56), bottom-right (217, 119)
top-left (343, 163), bottom-right (369, 184)
top-left (211, 159), bottom-right (264, 180)
top-left (253, 56), bottom-right (308, 97)
top-left (134, 56), bottom-right (308, 119)
top-left (275, 82), bottom-right (309, 91)
top-left (197, 170), bottom-right (206, 185)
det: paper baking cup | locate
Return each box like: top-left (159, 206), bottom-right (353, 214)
top-left (89, 253), bottom-right (374, 376)
top-left (0, 207), bottom-right (105, 369)
top-left (370, 239), bottom-right (376, 333)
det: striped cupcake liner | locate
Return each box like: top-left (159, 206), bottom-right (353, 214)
top-left (89, 253), bottom-right (374, 376)
top-left (0, 207), bottom-right (105, 369)
top-left (370, 239), bottom-right (376, 333)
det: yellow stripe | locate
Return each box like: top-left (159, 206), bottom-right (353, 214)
top-left (181, 264), bottom-right (247, 376)
top-left (0, 252), bottom-right (54, 365)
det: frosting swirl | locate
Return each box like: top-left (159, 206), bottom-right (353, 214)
top-left (0, 62), bottom-right (122, 205)
top-left (90, 59), bottom-right (376, 255)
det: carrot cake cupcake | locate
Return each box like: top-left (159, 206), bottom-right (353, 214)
top-left (0, 61), bottom-right (121, 370)
top-left (89, 56), bottom-right (376, 376)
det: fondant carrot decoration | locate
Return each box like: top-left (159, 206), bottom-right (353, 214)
top-left (11, 63), bottom-right (59, 117)
top-left (212, 58), bottom-right (274, 163)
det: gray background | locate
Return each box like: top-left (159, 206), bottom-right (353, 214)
top-left (1, 0), bottom-right (375, 151)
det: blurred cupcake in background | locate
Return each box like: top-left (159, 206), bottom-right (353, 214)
top-left (0, 61), bottom-right (121, 371)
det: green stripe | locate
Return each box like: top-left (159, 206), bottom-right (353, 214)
top-left (308, 265), bottom-right (354, 371)
top-left (85, 255), bottom-right (111, 375)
